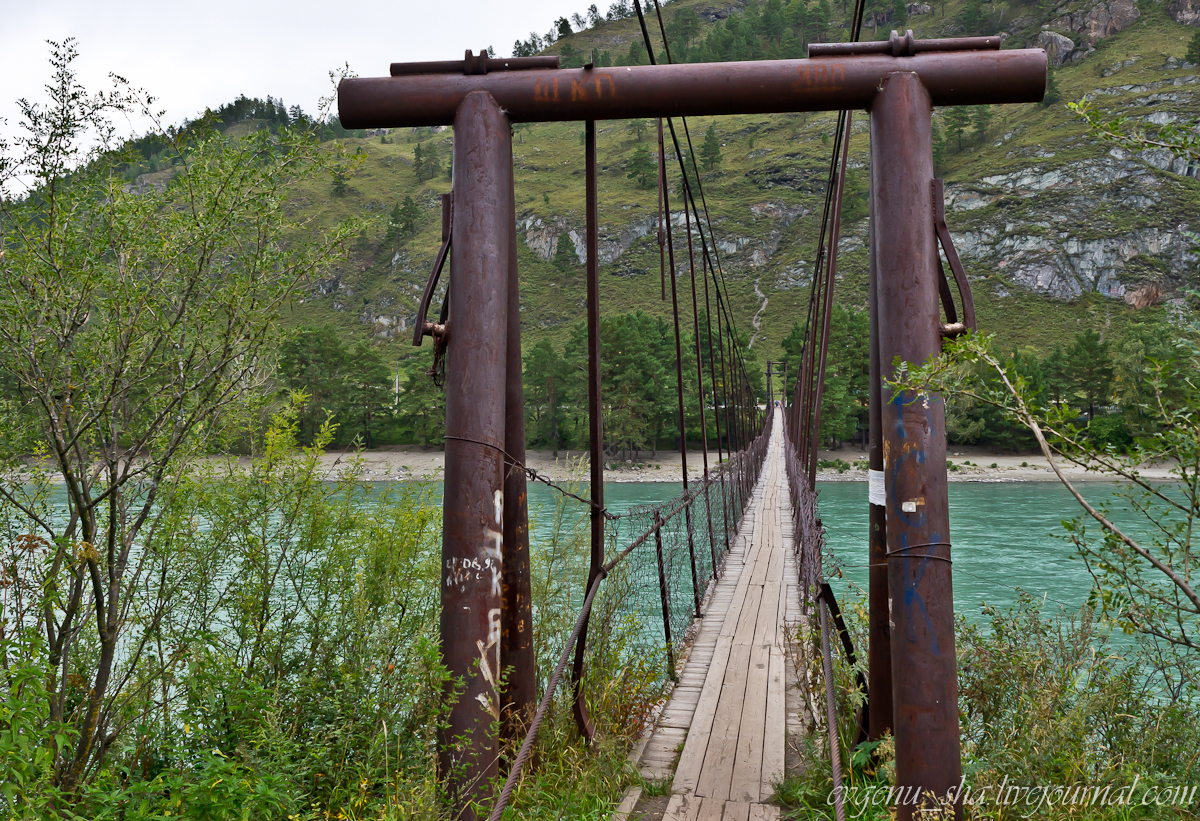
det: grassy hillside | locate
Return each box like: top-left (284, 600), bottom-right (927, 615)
top-left (242, 0), bottom-right (1199, 374)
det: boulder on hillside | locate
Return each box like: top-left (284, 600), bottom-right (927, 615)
top-left (1050, 0), bottom-right (1140, 49)
top-left (907, 3), bottom-right (932, 14)
top-left (1030, 30), bottom-right (1076, 66)
top-left (1168, 0), bottom-right (1200, 26)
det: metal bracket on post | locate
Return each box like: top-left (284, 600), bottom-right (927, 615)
top-left (808, 31), bottom-right (1002, 58)
top-left (414, 194), bottom-right (452, 381)
top-left (932, 179), bottom-right (977, 340)
top-left (391, 50), bottom-right (560, 77)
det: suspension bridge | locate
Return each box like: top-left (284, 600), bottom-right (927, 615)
top-left (338, 2), bottom-right (1046, 818)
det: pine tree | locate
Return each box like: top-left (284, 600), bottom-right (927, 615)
top-left (971, 105), bottom-right (993, 144)
top-left (1066, 329), bottom-right (1115, 420)
top-left (627, 143), bottom-right (656, 188)
top-left (1041, 66), bottom-right (1062, 107)
top-left (1188, 29), bottom-right (1200, 64)
top-left (625, 118), bottom-right (648, 141)
top-left (945, 106), bottom-right (971, 150)
top-left (385, 202), bottom-right (402, 244)
top-left (399, 195), bottom-right (421, 238)
top-left (700, 122), bottom-right (723, 170)
top-left (960, 0), bottom-right (984, 35)
top-left (932, 117), bottom-right (947, 172)
top-left (424, 142), bottom-right (441, 180)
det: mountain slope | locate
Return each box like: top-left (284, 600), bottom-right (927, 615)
top-left (278, 0), bottom-right (1199, 369)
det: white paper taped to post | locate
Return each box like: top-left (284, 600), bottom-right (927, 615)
top-left (868, 469), bottom-right (886, 507)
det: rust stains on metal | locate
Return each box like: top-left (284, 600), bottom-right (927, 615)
top-left (870, 70), bottom-right (962, 820)
top-left (501, 153), bottom-right (536, 747)
top-left (339, 48), bottom-right (1046, 128)
top-left (439, 89), bottom-right (512, 821)
top-left (391, 49), bottom-right (559, 76)
top-left (809, 31), bottom-right (1002, 57)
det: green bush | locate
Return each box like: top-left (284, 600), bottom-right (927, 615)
top-left (775, 592), bottom-right (1200, 820)
top-left (1087, 414), bottom-right (1133, 451)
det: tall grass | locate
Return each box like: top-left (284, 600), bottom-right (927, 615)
top-left (775, 593), bottom-right (1200, 820)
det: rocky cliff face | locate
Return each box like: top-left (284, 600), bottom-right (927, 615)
top-left (1051, 0), bottom-right (1141, 49)
top-left (1168, 0), bottom-right (1200, 26)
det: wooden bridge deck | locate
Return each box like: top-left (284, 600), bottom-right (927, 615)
top-left (624, 410), bottom-right (805, 821)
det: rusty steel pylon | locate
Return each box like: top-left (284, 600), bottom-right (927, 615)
top-left (340, 38), bottom-right (1045, 820)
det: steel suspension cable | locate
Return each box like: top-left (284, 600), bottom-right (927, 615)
top-left (634, 0), bottom-right (757, 409)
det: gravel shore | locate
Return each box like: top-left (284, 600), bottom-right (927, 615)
top-left (298, 444), bottom-right (1177, 484)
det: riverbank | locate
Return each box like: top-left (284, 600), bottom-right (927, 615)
top-left (280, 444), bottom-right (1179, 484)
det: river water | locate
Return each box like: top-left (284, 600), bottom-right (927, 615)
top-left (523, 479), bottom-right (1133, 625)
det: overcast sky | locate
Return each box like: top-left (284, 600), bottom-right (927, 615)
top-left (1, 0), bottom-right (598, 143)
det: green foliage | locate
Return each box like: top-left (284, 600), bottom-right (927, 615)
top-left (1087, 413), bottom-right (1132, 450)
top-left (624, 118), bottom-right (648, 141)
top-left (778, 590), bottom-right (1200, 820)
top-left (413, 140), bottom-right (442, 182)
top-left (522, 310), bottom-right (760, 456)
top-left (932, 116), bottom-right (947, 172)
top-left (959, 0), bottom-right (985, 35)
top-left (700, 122), bottom-right (723, 171)
top-left (898, 321), bottom-right (1200, 663)
top-left (627, 142), bottom-right (656, 188)
top-left (944, 105), bottom-right (971, 150)
top-left (1042, 65), bottom-right (1062, 107)
top-left (1070, 100), bottom-right (1200, 165)
top-left (971, 104), bottom-right (993, 145)
top-left (1188, 29), bottom-right (1200, 64)
top-left (525, 338), bottom-right (571, 454)
top-left (278, 326), bottom-right (394, 447)
top-left (559, 42), bottom-right (585, 68)
top-left (780, 304), bottom-right (869, 447)
top-left (395, 354), bottom-right (446, 447)
top-left (1066, 327), bottom-right (1114, 420)
top-left (0, 41), bottom-right (361, 796)
top-left (398, 193), bottom-right (421, 238)
top-left (384, 195), bottom-right (421, 246)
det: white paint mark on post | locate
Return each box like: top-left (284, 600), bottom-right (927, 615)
top-left (868, 469), bottom-right (886, 507)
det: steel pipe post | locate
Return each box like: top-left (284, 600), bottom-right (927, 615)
top-left (439, 90), bottom-right (512, 820)
top-left (501, 147), bottom-right (536, 745)
top-left (870, 71), bottom-right (961, 818)
top-left (572, 119), bottom-right (602, 742)
top-left (866, 193), bottom-right (893, 742)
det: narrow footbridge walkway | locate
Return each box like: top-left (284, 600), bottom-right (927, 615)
top-left (630, 410), bottom-right (804, 821)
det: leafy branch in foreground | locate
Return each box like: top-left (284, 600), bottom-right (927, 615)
top-left (0, 39), bottom-right (364, 796)
top-left (894, 329), bottom-right (1199, 689)
top-left (1069, 99), bottom-right (1200, 163)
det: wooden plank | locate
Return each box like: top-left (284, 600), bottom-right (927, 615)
top-left (696, 797), bottom-right (726, 821)
top-left (748, 804), bottom-right (781, 821)
top-left (695, 640), bottom-right (754, 800)
top-left (609, 786), bottom-right (642, 821)
top-left (731, 584), bottom-right (764, 648)
top-left (729, 637), bottom-right (771, 801)
top-left (673, 616), bottom-right (739, 790)
top-left (762, 649), bottom-right (786, 795)
top-left (721, 801), bottom-right (752, 821)
top-left (663, 793), bottom-right (702, 821)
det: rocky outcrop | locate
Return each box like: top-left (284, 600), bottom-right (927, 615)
top-left (520, 212), bottom-right (660, 266)
top-left (1168, 0), bottom-right (1200, 26)
top-left (1050, 0), bottom-right (1139, 50)
top-left (1029, 31), bottom-right (1076, 66)
top-left (907, 3), bottom-right (932, 14)
top-left (953, 225), bottom-right (1193, 300)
